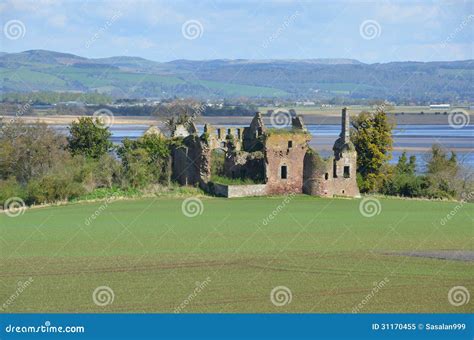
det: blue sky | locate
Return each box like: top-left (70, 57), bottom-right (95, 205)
top-left (1, 0), bottom-right (473, 63)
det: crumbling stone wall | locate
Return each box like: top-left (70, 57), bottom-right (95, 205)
top-left (264, 132), bottom-right (310, 195)
top-left (331, 150), bottom-right (359, 197)
top-left (224, 150), bottom-right (265, 182)
top-left (303, 150), bottom-right (360, 198)
top-left (171, 146), bottom-right (191, 185)
top-left (242, 112), bottom-right (265, 152)
top-left (171, 135), bottom-right (211, 186)
top-left (209, 183), bottom-right (267, 198)
top-left (303, 151), bottom-right (333, 196)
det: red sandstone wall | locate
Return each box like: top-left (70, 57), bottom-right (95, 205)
top-left (303, 151), bottom-right (360, 198)
top-left (265, 133), bottom-right (309, 195)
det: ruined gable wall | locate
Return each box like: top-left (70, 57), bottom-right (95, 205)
top-left (171, 136), bottom-right (211, 186)
top-left (171, 146), bottom-right (191, 185)
top-left (331, 150), bottom-right (360, 197)
top-left (265, 133), bottom-right (309, 195)
top-left (224, 151), bottom-right (265, 181)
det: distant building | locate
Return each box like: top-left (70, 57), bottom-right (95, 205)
top-left (296, 101), bottom-right (316, 106)
top-left (429, 104), bottom-right (450, 110)
top-left (57, 101), bottom-right (85, 106)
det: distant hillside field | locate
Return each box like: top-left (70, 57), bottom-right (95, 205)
top-left (0, 50), bottom-right (472, 101)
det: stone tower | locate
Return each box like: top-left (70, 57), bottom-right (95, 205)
top-left (303, 108), bottom-right (360, 198)
top-left (333, 107), bottom-right (355, 158)
top-left (341, 107), bottom-right (350, 143)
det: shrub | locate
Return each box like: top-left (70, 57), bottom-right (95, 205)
top-left (0, 177), bottom-right (27, 206)
top-left (211, 149), bottom-right (225, 177)
top-left (0, 119), bottom-right (68, 184)
top-left (26, 157), bottom-right (90, 204)
top-left (117, 134), bottom-right (171, 188)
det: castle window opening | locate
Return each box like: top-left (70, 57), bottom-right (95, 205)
top-left (324, 173), bottom-right (329, 180)
top-left (288, 140), bottom-right (293, 148)
top-left (281, 165), bottom-right (288, 179)
top-left (333, 165), bottom-right (338, 178)
top-left (344, 166), bottom-right (350, 178)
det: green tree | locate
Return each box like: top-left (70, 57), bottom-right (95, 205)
top-left (382, 153), bottom-right (425, 197)
top-left (117, 134), bottom-right (171, 188)
top-left (395, 152), bottom-right (416, 175)
top-left (119, 148), bottom-right (152, 188)
top-left (424, 144), bottom-right (459, 198)
top-left (351, 109), bottom-right (394, 192)
top-left (67, 117), bottom-right (112, 159)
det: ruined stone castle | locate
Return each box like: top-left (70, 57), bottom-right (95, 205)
top-left (170, 108), bottom-right (360, 198)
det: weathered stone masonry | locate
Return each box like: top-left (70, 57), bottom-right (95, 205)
top-left (170, 108), bottom-right (360, 198)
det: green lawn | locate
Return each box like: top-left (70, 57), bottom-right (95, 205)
top-left (0, 196), bottom-right (472, 313)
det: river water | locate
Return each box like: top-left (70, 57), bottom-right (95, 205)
top-left (54, 124), bottom-right (473, 171)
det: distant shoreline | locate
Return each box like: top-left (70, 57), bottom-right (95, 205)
top-left (12, 113), bottom-right (473, 126)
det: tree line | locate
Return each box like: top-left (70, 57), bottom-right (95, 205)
top-left (0, 110), bottom-right (472, 207)
top-left (0, 117), bottom-right (173, 206)
top-left (351, 108), bottom-right (472, 199)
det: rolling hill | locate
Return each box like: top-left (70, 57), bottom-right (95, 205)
top-left (0, 50), bottom-right (472, 102)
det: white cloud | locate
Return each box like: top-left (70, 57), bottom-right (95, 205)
top-left (375, 2), bottom-right (442, 24)
top-left (5, 0), bottom-right (63, 13)
top-left (111, 35), bottom-right (157, 50)
top-left (48, 14), bottom-right (67, 27)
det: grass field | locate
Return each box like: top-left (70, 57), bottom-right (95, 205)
top-left (0, 196), bottom-right (472, 313)
top-left (0, 65), bottom-right (288, 98)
